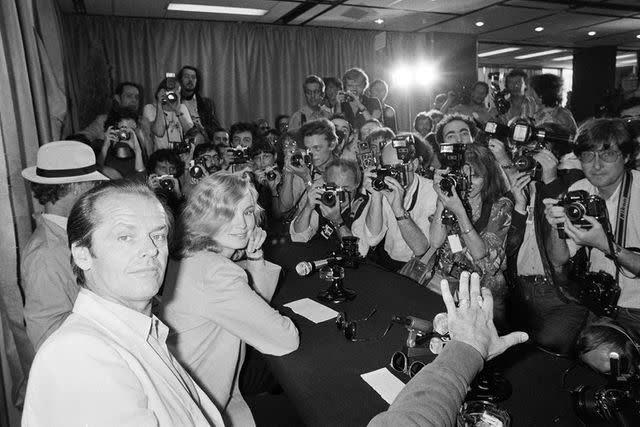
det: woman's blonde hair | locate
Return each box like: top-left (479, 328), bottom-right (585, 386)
top-left (174, 172), bottom-right (263, 258)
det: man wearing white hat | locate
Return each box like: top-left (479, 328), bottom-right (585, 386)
top-left (21, 140), bottom-right (109, 351)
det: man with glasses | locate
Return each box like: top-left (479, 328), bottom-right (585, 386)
top-left (544, 118), bottom-right (640, 332)
top-left (289, 75), bottom-right (332, 132)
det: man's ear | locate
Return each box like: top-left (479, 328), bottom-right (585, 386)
top-left (411, 158), bottom-right (420, 171)
top-left (113, 94), bottom-right (121, 105)
top-left (71, 243), bottom-right (93, 271)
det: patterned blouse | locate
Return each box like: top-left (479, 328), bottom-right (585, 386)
top-left (427, 196), bottom-right (513, 299)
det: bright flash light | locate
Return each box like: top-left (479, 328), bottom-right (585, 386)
top-left (391, 66), bottom-right (413, 88)
top-left (415, 62), bottom-right (439, 87)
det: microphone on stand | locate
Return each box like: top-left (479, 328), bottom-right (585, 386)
top-left (295, 256), bottom-right (343, 276)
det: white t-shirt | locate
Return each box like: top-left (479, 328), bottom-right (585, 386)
top-left (143, 103), bottom-right (193, 151)
top-left (567, 169), bottom-right (640, 308)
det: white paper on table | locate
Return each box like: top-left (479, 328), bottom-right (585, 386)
top-left (283, 298), bottom-right (338, 324)
top-left (361, 368), bottom-right (406, 404)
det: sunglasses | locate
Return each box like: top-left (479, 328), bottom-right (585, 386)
top-left (578, 149), bottom-right (622, 164)
top-left (335, 308), bottom-right (393, 342)
top-left (390, 351), bottom-right (425, 378)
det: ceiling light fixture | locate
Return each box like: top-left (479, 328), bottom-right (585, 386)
top-left (637, 34), bottom-right (640, 39)
top-left (475, 21), bottom-right (484, 27)
top-left (515, 49), bottom-right (564, 59)
top-left (588, 31), bottom-right (596, 36)
top-left (617, 54), bottom-right (635, 60)
top-left (374, 18), bottom-right (384, 25)
top-left (552, 55), bottom-right (573, 61)
top-left (478, 47), bottom-right (521, 58)
top-left (534, 26), bottom-right (544, 32)
top-left (166, 3), bottom-right (268, 16)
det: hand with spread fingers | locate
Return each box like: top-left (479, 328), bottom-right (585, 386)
top-left (440, 271), bottom-right (529, 361)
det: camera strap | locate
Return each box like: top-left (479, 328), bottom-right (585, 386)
top-left (614, 170), bottom-right (633, 248)
top-left (405, 181), bottom-right (420, 213)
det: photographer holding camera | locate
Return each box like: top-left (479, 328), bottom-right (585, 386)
top-left (145, 149), bottom-right (184, 216)
top-left (143, 75), bottom-right (194, 153)
top-left (338, 68), bottom-right (382, 131)
top-left (505, 122), bottom-right (589, 354)
top-left (221, 122), bottom-right (256, 171)
top-left (99, 108), bottom-right (146, 178)
top-left (428, 143), bottom-right (512, 326)
top-left (279, 119), bottom-right (338, 213)
top-left (353, 134), bottom-right (437, 271)
top-left (249, 139), bottom-right (285, 222)
top-left (544, 118), bottom-right (640, 333)
top-left (291, 159), bottom-right (368, 250)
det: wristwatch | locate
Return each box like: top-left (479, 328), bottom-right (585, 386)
top-left (395, 210), bottom-right (411, 221)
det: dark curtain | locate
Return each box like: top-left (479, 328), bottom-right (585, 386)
top-left (62, 15), bottom-right (384, 131)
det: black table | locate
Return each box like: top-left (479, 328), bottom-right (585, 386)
top-left (264, 240), bottom-right (604, 427)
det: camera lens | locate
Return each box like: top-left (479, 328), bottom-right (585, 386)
top-left (409, 361), bottom-right (425, 378)
top-left (565, 203), bottom-right (586, 222)
top-left (291, 153), bottom-right (302, 167)
top-left (266, 170), bottom-right (277, 181)
top-left (321, 191), bottom-right (336, 207)
top-left (190, 164), bottom-right (204, 179)
top-left (160, 179), bottom-right (174, 191)
top-left (372, 177), bottom-right (387, 191)
top-left (166, 92), bottom-right (177, 103)
top-left (514, 155), bottom-right (537, 172)
top-left (439, 176), bottom-right (456, 195)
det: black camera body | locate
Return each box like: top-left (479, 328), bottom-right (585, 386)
top-left (230, 146), bottom-right (250, 164)
top-left (493, 87), bottom-right (511, 116)
top-left (439, 172), bottom-right (470, 197)
top-left (339, 90), bottom-right (356, 103)
top-left (440, 143), bottom-right (467, 171)
top-left (558, 190), bottom-right (608, 231)
top-left (291, 150), bottom-right (312, 168)
top-left (318, 184), bottom-right (347, 207)
top-left (357, 141), bottom-right (378, 170)
top-left (391, 135), bottom-right (415, 162)
top-left (512, 145), bottom-right (545, 178)
top-left (483, 121), bottom-right (510, 142)
top-left (573, 354), bottom-right (640, 425)
top-left (372, 165), bottom-right (408, 191)
top-left (173, 138), bottom-right (193, 155)
top-left (577, 270), bottom-right (620, 317)
top-left (157, 175), bottom-right (175, 192)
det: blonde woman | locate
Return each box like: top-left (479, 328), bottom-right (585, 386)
top-left (160, 172), bottom-right (299, 427)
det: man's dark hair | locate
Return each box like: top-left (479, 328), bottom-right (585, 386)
top-left (331, 113), bottom-right (353, 132)
top-left (323, 77), bottom-right (343, 91)
top-left (298, 118), bottom-right (337, 146)
top-left (248, 137), bottom-right (277, 158)
top-left (303, 75), bottom-right (325, 92)
top-left (30, 183), bottom-right (73, 206)
top-left (573, 118), bottom-right (636, 159)
top-left (193, 142), bottom-right (218, 159)
top-left (577, 321), bottom-right (640, 374)
top-left (426, 109), bottom-right (444, 126)
top-left (146, 149), bottom-right (184, 177)
top-left (104, 108), bottom-right (139, 131)
top-left (213, 127), bottom-right (229, 135)
top-left (435, 113), bottom-right (478, 145)
top-left (413, 133), bottom-right (435, 167)
top-left (67, 180), bottom-right (173, 286)
top-left (229, 122), bottom-right (258, 141)
top-left (177, 65), bottom-right (201, 93)
top-left (274, 114), bottom-right (289, 128)
top-left (342, 68), bottom-right (369, 90)
top-left (529, 74), bottom-right (563, 108)
top-left (506, 69), bottom-right (528, 84)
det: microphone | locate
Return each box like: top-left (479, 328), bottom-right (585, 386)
top-left (295, 256), bottom-right (343, 276)
top-left (392, 315), bottom-right (433, 334)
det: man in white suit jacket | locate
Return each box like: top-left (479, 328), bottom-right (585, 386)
top-left (22, 180), bottom-right (224, 427)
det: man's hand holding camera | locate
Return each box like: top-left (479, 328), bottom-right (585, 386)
top-left (509, 172), bottom-right (532, 214)
top-left (544, 198), bottom-right (608, 251)
top-left (532, 148), bottom-right (558, 184)
top-left (381, 176), bottom-right (406, 217)
top-left (433, 169), bottom-right (466, 218)
top-left (284, 154), bottom-right (312, 183)
top-left (148, 173), bottom-right (182, 198)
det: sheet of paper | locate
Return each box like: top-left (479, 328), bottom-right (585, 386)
top-left (283, 298), bottom-right (338, 324)
top-left (361, 368), bottom-right (405, 405)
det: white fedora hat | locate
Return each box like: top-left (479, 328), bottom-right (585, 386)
top-left (22, 140), bottom-right (109, 184)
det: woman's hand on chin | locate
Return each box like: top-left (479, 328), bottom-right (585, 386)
top-left (246, 227), bottom-right (267, 257)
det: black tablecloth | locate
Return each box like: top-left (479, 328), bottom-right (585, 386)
top-left (264, 240), bottom-right (604, 427)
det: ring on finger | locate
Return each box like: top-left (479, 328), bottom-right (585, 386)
top-left (458, 298), bottom-right (470, 308)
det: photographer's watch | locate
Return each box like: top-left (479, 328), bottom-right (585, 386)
top-left (395, 210), bottom-right (410, 221)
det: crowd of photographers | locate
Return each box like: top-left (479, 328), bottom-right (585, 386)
top-left (19, 62), bottom-right (640, 425)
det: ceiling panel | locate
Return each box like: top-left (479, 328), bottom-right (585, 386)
top-left (345, 0), bottom-right (500, 14)
top-left (348, 11), bottom-right (455, 32)
top-left (576, 7), bottom-right (638, 18)
top-left (426, 5), bottom-right (552, 35)
top-left (504, 0), bottom-right (568, 10)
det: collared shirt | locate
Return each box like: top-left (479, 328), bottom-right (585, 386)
top-left (567, 169), bottom-right (640, 308)
top-left (21, 214), bottom-right (79, 351)
top-left (353, 174), bottom-right (438, 263)
top-left (289, 105), bottom-right (332, 131)
top-left (182, 95), bottom-right (201, 127)
top-left (41, 213), bottom-right (67, 230)
top-left (23, 288), bottom-right (223, 427)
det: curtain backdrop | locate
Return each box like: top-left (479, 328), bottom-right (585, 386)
top-left (60, 15), bottom-right (461, 133)
top-left (1, 0), bottom-right (67, 424)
